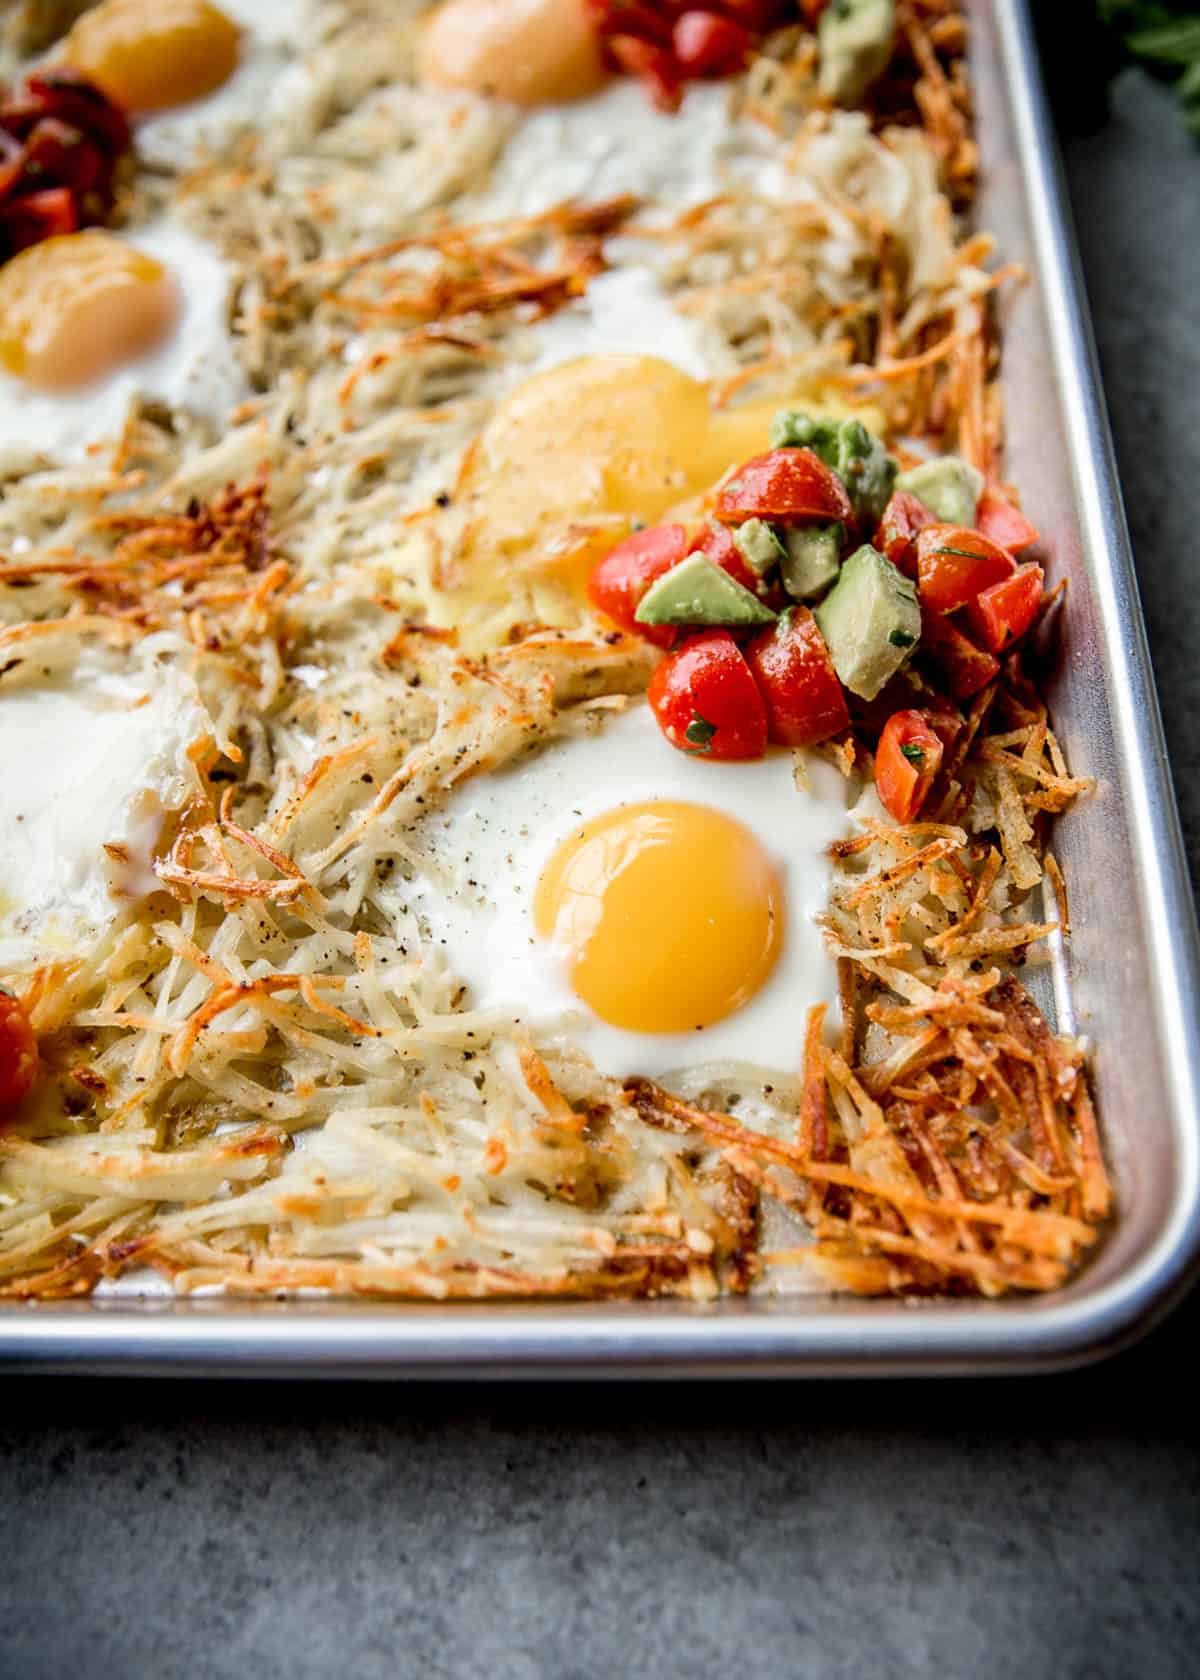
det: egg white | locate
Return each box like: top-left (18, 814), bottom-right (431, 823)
top-left (0, 639), bottom-right (210, 967)
top-left (389, 703), bottom-right (853, 1081)
top-left (524, 266), bottom-right (709, 382)
top-left (0, 218), bottom-right (246, 465)
top-left (133, 0), bottom-right (312, 169)
top-left (466, 78), bottom-right (731, 223)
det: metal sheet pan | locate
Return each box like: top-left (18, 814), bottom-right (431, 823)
top-left (4, 0), bottom-right (1199, 1376)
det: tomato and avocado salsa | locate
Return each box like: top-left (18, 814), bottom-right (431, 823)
top-left (585, 410), bottom-right (1044, 821)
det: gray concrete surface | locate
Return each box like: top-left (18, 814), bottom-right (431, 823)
top-left (2, 70), bottom-right (1199, 1680)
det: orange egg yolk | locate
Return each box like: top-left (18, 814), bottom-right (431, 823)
top-left (65, 0), bottom-right (241, 114)
top-left (418, 0), bottom-right (608, 105)
top-left (452, 355), bottom-right (793, 579)
top-left (0, 231), bottom-right (181, 391)
top-left (534, 801), bottom-right (785, 1034)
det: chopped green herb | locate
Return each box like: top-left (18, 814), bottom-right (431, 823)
top-left (684, 713), bottom-right (717, 753)
top-left (900, 742), bottom-right (925, 763)
top-left (934, 545), bottom-right (987, 561)
top-left (889, 628), bottom-right (917, 648)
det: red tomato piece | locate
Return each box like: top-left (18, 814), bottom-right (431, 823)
top-left (672, 11), bottom-right (751, 75)
top-left (965, 561), bottom-right (1045, 654)
top-left (743, 605), bottom-right (850, 747)
top-left (874, 490), bottom-right (938, 581)
top-left (606, 34), bottom-right (683, 110)
top-left (855, 674), bottom-right (965, 761)
top-left (588, 1), bottom-right (674, 45)
top-left (975, 486), bottom-right (1040, 554)
top-left (0, 134), bottom-right (23, 204)
top-left (22, 117), bottom-right (107, 196)
top-left (586, 523), bottom-right (690, 648)
top-left (22, 69), bottom-right (132, 157)
top-left (915, 523), bottom-right (1015, 617)
top-left (714, 448), bottom-right (853, 527)
top-left (921, 613), bottom-right (1001, 699)
top-left (648, 629), bottom-right (767, 760)
top-left (0, 185), bottom-right (78, 254)
top-left (0, 992), bottom-right (38, 1114)
top-left (874, 710), bottom-right (945, 825)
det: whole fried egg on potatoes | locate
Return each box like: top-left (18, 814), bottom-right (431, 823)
top-left (390, 704), bottom-right (854, 1081)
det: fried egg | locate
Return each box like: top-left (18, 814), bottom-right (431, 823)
top-left (394, 703), bottom-right (851, 1079)
top-left (0, 641), bottom-right (208, 966)
top-left (0, 219), bottom-right (244, 462)
top-left (98, 0), bottom-right (312, 169)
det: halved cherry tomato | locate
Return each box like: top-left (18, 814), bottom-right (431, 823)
top-left (0, 185), bottom-right (78, 253)
top-left (588, 1), bottom-right (674, 45)
top-left (921, 613), bottom-right (1001, 699)
top-left (0, 991), bottom-right (38, 1114)
top-left (875, 710), bottom-right (945, 824)
top-left (649, 629), bottom-right (767, 760)
top-left (854, 672), bottom-right (964, 758)
top-left (606, 34), bottom-right (683, 110)
top-left (23, 117), bottom-right (107, 196)
top-left (586, 523), bottom-right (690, 648)
top-left (715, 447), bottom-right (853, 527)
top-left (975, 486), bottom-right (1039, 554)
top-left (672, 11), bottom-right (751, 75)
top-left (915, 523), bottom-right (1015, 617)
top-left (875, 490), bottom-right (938, 581)
top-left (965, 561), bottom-right (1045, 654)
top-left (743, 605), bottom-right (849, 747)
top-left (21, 69), bottom-right (131, 157)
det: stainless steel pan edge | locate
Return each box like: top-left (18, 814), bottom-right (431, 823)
top-left (3, 0), bottom-right (1198, 1376)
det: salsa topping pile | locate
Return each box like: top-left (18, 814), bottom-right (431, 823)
top-left (0, 68), bottom-right (131, 261)
top-left (586, 408), bottom-right (1043, 824)
top-left (587, 0), bottom-right (897, 111)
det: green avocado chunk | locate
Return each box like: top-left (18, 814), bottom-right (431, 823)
top-left (780, 522), bottom-right (843, 600)
top-left (733, 518), bottom-right (787, 576)
top-left (814, 542), bottom-right (920, 700)
top-left (635, 552), bottom-right (778, 629)
top-left (817, 0), bottom-right (897, 106)
top-left (769, 410), bottom-right (897, 527)
top-left (896, 455), bottom-right (984, 527)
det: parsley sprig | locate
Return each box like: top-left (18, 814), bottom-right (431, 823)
top-left (1098, 2), bottom-right (1200, 135)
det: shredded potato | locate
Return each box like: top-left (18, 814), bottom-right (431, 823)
top-left (0, 0), bottom-right (1109, 1302)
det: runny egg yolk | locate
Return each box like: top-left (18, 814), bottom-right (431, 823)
top-left (418, 0), bottom-right (608, 106)
top-left (0, 232), bottom-right (181, 391)
top-left (64, 0), bottom-right (241, 114)
top-left (452, 355), bottom-right (794, 578)
top-left (533, 801), bottom-right (785, 1034)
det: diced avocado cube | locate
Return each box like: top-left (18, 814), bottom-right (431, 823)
top-left (635, 552), bottom-right (778, 629)
top-left (780, 522), bottom-right (843, 600)
top-left (770, 410), bottom-right (843, 453)
top-left (896, 456), bottom-right (985, 527)
top-left (733, 518), bottom-right (786, 576)
top-left (769, 410), bottom-right (897, 526)
top-left (814, 542), bottom-right (920, 700)
top-left (817, 0), bottom-right (897, 107)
